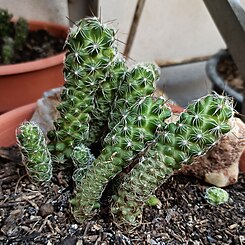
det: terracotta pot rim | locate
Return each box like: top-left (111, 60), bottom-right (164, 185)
top-left (0, 20), bottom-right (67, 75)
top-left (0, 102), bottom-right (37, 147)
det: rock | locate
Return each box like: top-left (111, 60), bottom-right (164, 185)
top-left (31, 87), bottom-right (63, 137)
top-left (239, 150), bottom-right (245, 173)
top-left (180, 117), bottom-right (245, 187)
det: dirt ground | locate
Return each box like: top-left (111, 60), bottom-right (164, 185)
top-left (0, 146), bottom-right (244, 244)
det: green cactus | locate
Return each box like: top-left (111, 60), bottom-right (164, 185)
top-left (205, 187), bottom-right (229, 205)
top-left (17, 122), bottom-right (52, 182)
top-left (47, 17), bottom-right (127, 162)
top-left (108, 63), bottom-right (159, 130)
top-left (14, 17), bottom-right (28, 49)
top-left (71, 94), bottom-right (172, 222)
top-left (111, 94), bottom-right (234, 228)
top-left (0, 8), bottom-right (28, 64)
top-left (14, 15), bottom-right (235, 231)
top-left (0, 8), bottom-right (13, 37)
top-left (71, 144), bottom-right (95, 185)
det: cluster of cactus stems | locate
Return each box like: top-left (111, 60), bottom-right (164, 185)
top-left (16, 17), bottom-right (234, 229)
top-left (0, 8), bottom-right (28, 64)
top-left (111, 94), bottom-right (233, 227)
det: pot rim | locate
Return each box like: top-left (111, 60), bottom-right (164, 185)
top-left (0, 20), bottom-right (67, 76)
top-left (206, 49), bottom-right (243, 104)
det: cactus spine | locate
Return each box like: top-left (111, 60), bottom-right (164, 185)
top-left (17, 122), bottom-right (52, 182)
top-left (111, 94), bottom-right (234, 227)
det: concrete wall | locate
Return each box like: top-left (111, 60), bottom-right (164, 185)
top-left (99, 0), bottom-right (226, 64)
top-left (0, 0), bottom-right (69, 25)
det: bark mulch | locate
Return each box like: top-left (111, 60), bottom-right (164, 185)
top-left (0, 146), bottom-right (244, 245)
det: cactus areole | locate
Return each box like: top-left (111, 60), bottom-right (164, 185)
top-left (16, 16), bottom-right (235, 230)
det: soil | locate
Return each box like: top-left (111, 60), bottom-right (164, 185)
top-left (0, 146), bottom-right (244, 244)
top-left (0, 30), bottom-right (65, 64)
top-left (217, 54), bottom-right (244, 94)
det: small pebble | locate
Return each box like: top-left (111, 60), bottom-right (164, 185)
top-left (39, 203), bottom-right (54, 217)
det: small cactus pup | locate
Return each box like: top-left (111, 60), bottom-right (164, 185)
top-left (111, 93), bottom-right (234, 228)
top-left (205, 187), bottom-right (229, 205)
top-left (71, 144), bottom-right (95, 186)
top-left (47, 17), bottom-right (127, 163)
top-left (16, 122), bottom-right (53, 182)
top-left (71, 95), bottom-right (172, 223)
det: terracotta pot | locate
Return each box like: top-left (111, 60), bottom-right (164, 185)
top-left (0, 103), bottom-right (36, 147)
top-left (0, 20), bottom-right (68, 114)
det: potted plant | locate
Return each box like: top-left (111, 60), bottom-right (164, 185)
top-left (0, 17), bottom-right (244, 243)
top-left (0, 8), bottom-right (68, 114)
top-left (206, 49), bottom-right (243, 113)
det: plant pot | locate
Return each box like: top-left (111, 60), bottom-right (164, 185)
top-left (0, 102), bottom-right (36, 147)
top-left (206, 49), bottom-right (242, 113)
top-left (0, 20), bottom-right (68, 114)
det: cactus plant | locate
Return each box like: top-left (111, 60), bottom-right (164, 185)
top-left (205, 187), bottom-right (229, 205)
top-left (15, 16), bottom-right (235, 231)
top-left (71, 95), bottom-right (172, 222)
top-left (71, 144), bottom-right (95, 185)
top-left (111, 94), bottom-right (234, 228)
top-left (17, 122), bottom-right (52, 182)
top-left (0, 8), bottom-right (28, 64)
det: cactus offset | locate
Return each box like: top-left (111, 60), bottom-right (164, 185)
top-left (0, 9), bottom-right (13, 37)
top-left (111, 94), bottom-right (234, 228)
top-left (72, 144), bottom-right (95, 185)
top-left (14, 17), bottom-right (28, 49)
top-left (17, 122), bottom-right (52, 182)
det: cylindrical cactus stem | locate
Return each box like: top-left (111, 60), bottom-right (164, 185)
top-left (108, 63), bottom-right (160, 130)
top-left (2, 37), bottom-right (14, 64)
top-left (47, 17), bottom-right (124, 161)
top-left (71, 95), bottom-right (172, 222)
top-left (16, 122), bottom-right (52, 182)
top-left (87, 57), bottom-right (129, 145)
top-left (111, 94), bottom-right (234, 228)
top-left (14, 17), bottom-right (28, 49)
